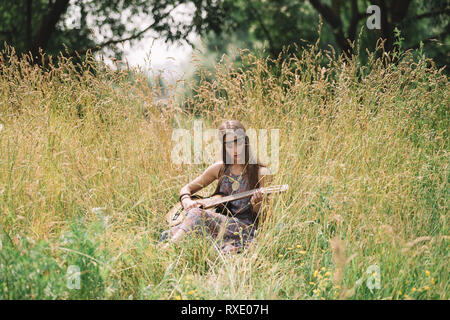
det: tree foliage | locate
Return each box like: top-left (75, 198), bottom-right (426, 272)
top-left (0, 0), bottom-right (448, 67)
top-left (200, 0), bottom-right (449, 67)
top-left (0, 0), bottom-right (217, 60)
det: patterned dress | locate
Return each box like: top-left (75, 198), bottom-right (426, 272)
top-left (169, 166), bottom-right (258, 253)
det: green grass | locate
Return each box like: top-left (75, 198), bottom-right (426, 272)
top-left (0, 41), bottom-right (448, 299)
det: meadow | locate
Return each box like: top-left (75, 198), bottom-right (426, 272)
top-left (0, 40), bottom-right (448, 299)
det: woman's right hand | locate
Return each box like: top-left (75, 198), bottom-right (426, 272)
top-left (181, 197), bottom-right (201, 211)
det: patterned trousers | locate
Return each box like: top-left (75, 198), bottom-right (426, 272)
top-left (169, 207), bottom-right (257, 253)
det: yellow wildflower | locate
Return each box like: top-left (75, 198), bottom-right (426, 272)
top-left (412, 288), bottom-right (416, 292)
top-left (425, 270), bottom-right (430, 277)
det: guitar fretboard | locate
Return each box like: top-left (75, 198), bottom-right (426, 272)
top-left (202, 185), bottom-right (287, 209)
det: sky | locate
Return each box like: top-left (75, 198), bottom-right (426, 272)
top-left (121, 32), bottom-right (197, 83)
top-left (109, 3), bottom-right (199, 84)
top-left (66, 1), bottom-right (198, 84)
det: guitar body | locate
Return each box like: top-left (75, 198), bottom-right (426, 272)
top-left (165, 202), bottom-right (185, 227)
top-left (165, 194), bottom-right (225, 227)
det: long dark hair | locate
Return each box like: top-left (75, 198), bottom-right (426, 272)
top-left (212, 120), bottom-right (264, 196)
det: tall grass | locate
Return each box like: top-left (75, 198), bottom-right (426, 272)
top-left (0, 41), bottom-right (448, 299)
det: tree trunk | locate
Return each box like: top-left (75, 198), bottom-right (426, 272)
top-left (26, 0), bottom-right (33, 52)
top-left (373, 0), bottom-right (412, 52)
top-left (31, 0), bottom-right (70, 58)
top-left (310, 0), bottom-right (353, 56)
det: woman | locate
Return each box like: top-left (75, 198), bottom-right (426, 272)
top-left (161, 120), bottom-right (271, 253)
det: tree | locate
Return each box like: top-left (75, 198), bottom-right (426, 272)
top-left (0, 0), bottom-right (222, 61)
top-left (309, 0), bottom-right (449, 56)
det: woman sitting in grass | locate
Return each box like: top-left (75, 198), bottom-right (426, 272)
top-left (161, 120), bottom-right (272, 253)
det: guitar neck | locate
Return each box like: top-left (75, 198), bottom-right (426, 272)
top-left (202, 185), bottom-right (288, 209)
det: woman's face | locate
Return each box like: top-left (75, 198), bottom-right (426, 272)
top-left (224, 134), bottom-right (246, 164)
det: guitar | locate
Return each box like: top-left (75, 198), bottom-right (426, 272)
top-left (166, 184), bottom-right (289, 226)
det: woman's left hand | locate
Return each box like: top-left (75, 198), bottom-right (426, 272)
top-left (250, 188), bottom-right (263, 208)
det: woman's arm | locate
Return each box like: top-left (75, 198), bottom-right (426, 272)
top-left (250, 166), bottom-right (273, 214)
top-left (179, 162), bottom-right (223, 210)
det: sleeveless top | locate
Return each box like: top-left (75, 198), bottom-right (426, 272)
top-left (217, 166), bottom-right (256, 224)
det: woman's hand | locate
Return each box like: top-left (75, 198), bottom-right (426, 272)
top-left (250, 188), bottom-right (263, 211)
top-left (181, 197), bottom-right (201, 211)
